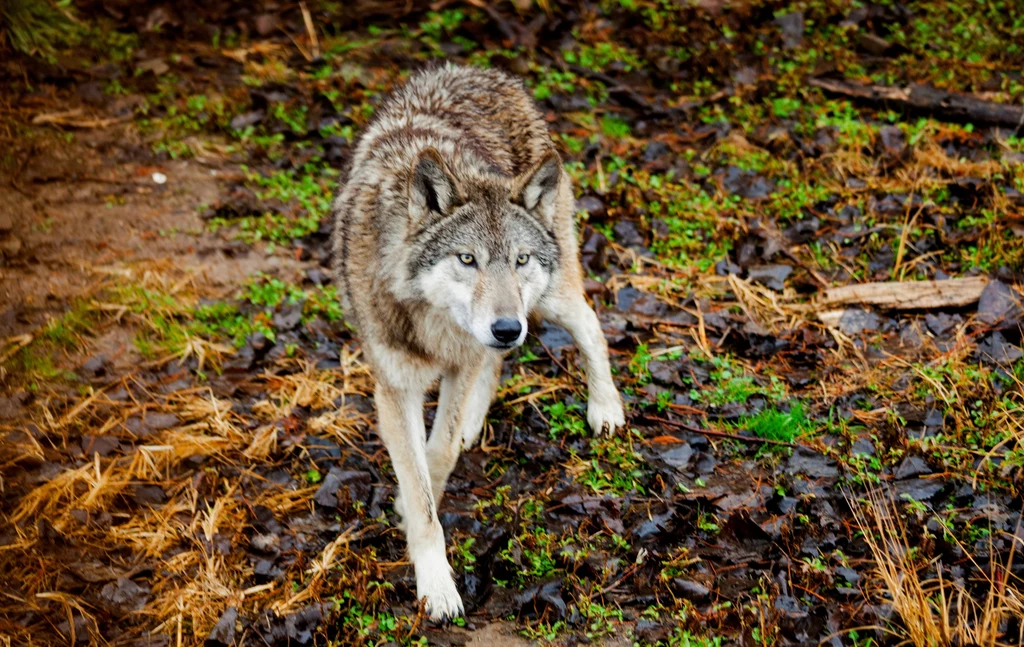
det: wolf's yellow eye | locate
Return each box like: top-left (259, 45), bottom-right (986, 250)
top-left (516, 253), bottom-right (530, 266)
top-left (459, 253), bottom-right (476, 266)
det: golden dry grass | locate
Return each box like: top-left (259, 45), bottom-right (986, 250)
top-left (0, 324), bottom-right (380, 644)
top-left (849, 488), bottom-right (1024, 647)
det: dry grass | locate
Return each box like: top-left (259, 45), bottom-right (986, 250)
top-left (849, 487), bottom-right (1024, 647)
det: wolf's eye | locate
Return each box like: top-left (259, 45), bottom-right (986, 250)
top-left (458, 253), bottom-right (476, 266)
top-left (516, 253), bottom-right (530, 266)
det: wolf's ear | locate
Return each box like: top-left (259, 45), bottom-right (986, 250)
top-left (515, 152), bottom-right (562, 226)
top-left (410, 148), bottom-right (458, 222)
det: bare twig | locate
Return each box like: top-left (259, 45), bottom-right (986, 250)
top-left (643, 416), bottom-right (795, 447)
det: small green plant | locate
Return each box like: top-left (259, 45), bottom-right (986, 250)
top-left (629, 343), bottom-right (653, 385)
top-left (577, 432), bottom-right (646, 495)
top-left (670, 630), bottom-right (723, 647)
top-left (600, 114), bottom-right (632, 139)
top-left (543, 401), bottom-right (587, 439)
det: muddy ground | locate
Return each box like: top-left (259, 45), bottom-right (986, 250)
top-left (1, 1), bottom-right (1023, 645)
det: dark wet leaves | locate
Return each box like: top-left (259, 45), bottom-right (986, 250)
top-left (977, 331), bottom-right (1023, 366)
top-left (206, 607), bottom-right (238, 646)
top-left (747, 264), bottom-right (792, 291)
top-left (894, 456), bottom-right (933, 480)
top-left (776, 11), bottom-right (804, 49)
top-left (787, 447), bottom-right (839, 479)
top-left (895, 479), bottom-right (945, 501)
top-left (977, 280), bottom-right (1023, 328)
top-left (719, 166), bottom-right (775, 200)
top-left (98, 578), bottom-right (150, 616)
top-left (516, 579), bottom-right (566, 621)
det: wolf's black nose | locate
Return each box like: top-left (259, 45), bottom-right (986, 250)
top-left (491, 318), bottom-right (522, 344)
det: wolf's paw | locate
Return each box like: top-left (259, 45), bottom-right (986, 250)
top-left (587, 392), bottom-right (625, 435)
top-left (416, 561), bottom-right (464, 622)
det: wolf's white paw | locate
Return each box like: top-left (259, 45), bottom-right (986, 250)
top-left (587, 392), bottom-right (625, 435)
top-left (416, 559), bottom-right (464, 622)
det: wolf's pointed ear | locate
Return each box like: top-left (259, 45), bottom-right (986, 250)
top-left (515, 152), bottom-right (562, 226)
top-left (410, 148), bottom-right (458, 222)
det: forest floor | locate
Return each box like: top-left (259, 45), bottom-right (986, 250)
top-left (1, 1), bottom-right (1023, 645)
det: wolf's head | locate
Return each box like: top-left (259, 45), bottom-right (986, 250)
top-left (406, 148), bottom-right (562, 350)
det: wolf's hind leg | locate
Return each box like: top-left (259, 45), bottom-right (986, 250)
top-left (426, 352), bottom-right (501, 507)
top-left (375, 381), bottom-right (463, 621)
top-left (540, 292), bottom-right (625, 434)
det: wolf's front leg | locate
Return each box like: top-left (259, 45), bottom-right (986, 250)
top-left (375, 382), bottom-right (463, 621)
top-left (427, 353), bottom-right (502, 484)
top-left (541, 293), bottom-right (625, 434)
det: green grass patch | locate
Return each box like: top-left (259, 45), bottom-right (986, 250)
top-left (735, 401), bottom-right (814, 443)
top-left (210, 162), bottom-right (338, 247)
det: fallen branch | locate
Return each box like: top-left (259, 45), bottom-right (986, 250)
top-left (809, 78), bottom-right (1024, 131)
top-left (817, 276), bottom-right (989, 310)
top-left (643, 416), bottom-right (795, 447)
top-left (32, 109), bottom-right (130, 129)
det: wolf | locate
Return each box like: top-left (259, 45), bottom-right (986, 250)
top-left (331, 63), bottom-right (625, 620)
